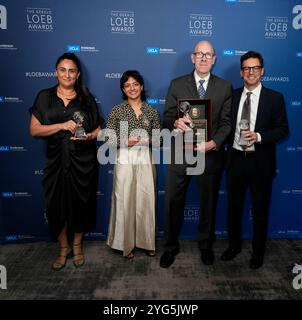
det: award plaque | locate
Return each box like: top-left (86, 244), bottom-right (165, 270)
top-left (177, 99), bottom-right (212, 143)
top-left (73, 111), bottom-right (87, 138)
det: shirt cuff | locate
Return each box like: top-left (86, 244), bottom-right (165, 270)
top-left (256, 132), bottom-right (261, 143)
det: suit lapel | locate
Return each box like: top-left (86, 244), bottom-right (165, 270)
top-left (233, 89), bottom-right (242, 118)
top-left (204, 74), bottom-right (215, 99)
top-left (254, 86), bottom-right (266, 131)
top-left (185, 73), bottom-right (199, 98)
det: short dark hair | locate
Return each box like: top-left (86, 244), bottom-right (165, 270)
top-left (240, 51), bottom-right (264, 69)
top-left (120, 70), bottom-right (146, 101)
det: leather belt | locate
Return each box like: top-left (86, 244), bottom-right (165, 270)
top-left (232, 148), bottom-right (256, 158)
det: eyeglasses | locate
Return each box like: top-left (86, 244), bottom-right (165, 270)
top-left (241, 66), bottom-right (262, 73)
top-left (192, 51), bottom-right (214, 59)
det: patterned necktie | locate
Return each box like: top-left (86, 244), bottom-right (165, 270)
top-left (241, 91), bottom-right (252, 123)
top-left (197, 80), bottom-right (206, 98)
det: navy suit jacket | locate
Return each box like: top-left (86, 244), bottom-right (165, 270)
top-left (228, 85), bottom-right (289, 175)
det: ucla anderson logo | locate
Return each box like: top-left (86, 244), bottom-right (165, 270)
top-left (146, 98), bottom-right (159, 105)
top-left (146, 47), bottom-right (159, 54)
top-left (67, 45), bottom-right (81, 53)
top-left (2, 192), bottom-right (14, 198)
top-left (223, 49), bottom-right (235, 56)
top-left (0, 146), bottom-right (10, 152)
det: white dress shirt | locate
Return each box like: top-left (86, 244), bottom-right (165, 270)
top-left (194, 71), bottom-right (210, 93)
top-left (233, 83), bottom-right (262, 151)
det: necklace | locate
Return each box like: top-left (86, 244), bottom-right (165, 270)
top-left (57, 87), bottom-right (76, 100)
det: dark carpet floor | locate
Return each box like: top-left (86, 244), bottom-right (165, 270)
top-left (0, 239), bottom-right (301, 300)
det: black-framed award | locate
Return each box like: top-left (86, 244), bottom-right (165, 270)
top-left (177, 99), bottom-right (212, 143)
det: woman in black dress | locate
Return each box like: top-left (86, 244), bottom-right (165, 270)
top-left (29, 53), bottom-right (103, 270)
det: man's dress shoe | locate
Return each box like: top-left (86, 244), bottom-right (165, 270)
top-left (160, 248), bottom-right (179, 268)
top-left (249, 254), bottom-right (264, 269)
top-left (201, 249), bottom-right (214, 265)
top-left (221, 247), bottom-right (241, 261)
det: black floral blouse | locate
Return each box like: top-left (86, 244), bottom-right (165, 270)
top-left (105, 101), bottom-right (161, 147)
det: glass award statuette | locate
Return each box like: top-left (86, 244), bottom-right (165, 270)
top-left (73, 111), bottom-right (87, 138)
top-left (178, 99), bottom-right (212, 143)
top-left (179, 101), bottom-right (194, 129)
top-left (238, 119), bottom-right (249, 148)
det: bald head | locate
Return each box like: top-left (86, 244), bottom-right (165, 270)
top-left (193, 41), bottom-right (215, 55)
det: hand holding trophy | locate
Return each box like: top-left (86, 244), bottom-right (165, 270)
top-left (177, 99), bottom-right (210, 143)
top-left (73, 111), bottom-right (87, 138)
top-left (179, 101), bottom-right (194, 129)
top-left (238, 119), bottom-right (250, 148)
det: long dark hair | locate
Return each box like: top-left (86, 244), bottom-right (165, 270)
top-left (55, 52), bottom-right (89, 103)
top-left (120, 70), bottom-right (146, 101)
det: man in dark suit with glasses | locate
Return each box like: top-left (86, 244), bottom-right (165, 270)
top-left (221, 51), bottom-right (289, 269)
top-left (160, 40), bottom-right (232, 268)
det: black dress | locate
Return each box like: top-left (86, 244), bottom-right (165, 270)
top-left (30, 86), bottom-right (103, 241)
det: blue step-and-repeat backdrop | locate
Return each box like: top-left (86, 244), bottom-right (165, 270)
top-left (0, 0), bottom-right (301, 243)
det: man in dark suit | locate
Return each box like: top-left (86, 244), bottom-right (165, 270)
top-left (160, 40), bottom-right (232, 268)
top-left (221, 51), bottom-right (289, 269)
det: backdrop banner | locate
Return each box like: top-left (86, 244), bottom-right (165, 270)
top-left (0, 0), bottom-right (301, 243)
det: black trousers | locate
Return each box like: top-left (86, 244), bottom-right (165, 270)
top-left (227, 149), bottom-right (273, 255)
top-left (164, 163), bottom-right (222, 252)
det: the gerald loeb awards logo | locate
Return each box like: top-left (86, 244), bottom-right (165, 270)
top-left (110, 11), bottom-right (135, 34)
top-left (0, 4), bottom-right (7, 29)
top-left (189, 14), bottom-right (213, 37)
top-left (265, 16), bottom-right (288, 39)
top-left (0, 265), bottom-right (7, 289)
top-left (26, 7), bottom-right (54, 31)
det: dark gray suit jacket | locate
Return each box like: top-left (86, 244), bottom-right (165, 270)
top-left (163, 72), bottom-right (232, 173)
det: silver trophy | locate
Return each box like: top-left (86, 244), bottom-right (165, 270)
top-left (238, 119), bottom-right (249, 148)
top-left (179, 101), bottom-right (194, 129)
top-left (73, 111), bottom-right (87, 138)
